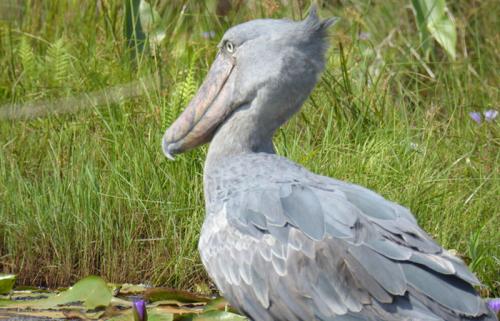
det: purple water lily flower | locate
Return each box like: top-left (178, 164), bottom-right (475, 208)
top-left (469, 111), bottom-right (482, 124)
top-left (484, 109), bottom-right (498, 122)
top-left (132, 299), bottom-right (148, 321)
top-left (488, 298), bottom-right (500, 314)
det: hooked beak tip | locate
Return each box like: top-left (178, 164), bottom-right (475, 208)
top-left (162, 138), bottom-right (176, 161)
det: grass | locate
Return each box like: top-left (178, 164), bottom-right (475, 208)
top-left (0, 0), bottom-right (498, 296)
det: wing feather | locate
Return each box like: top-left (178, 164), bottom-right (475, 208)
top-left (200, 159), bottom-right (491, 320)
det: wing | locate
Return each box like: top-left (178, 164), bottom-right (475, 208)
top-left (200, 175), bottom-right (493, 321)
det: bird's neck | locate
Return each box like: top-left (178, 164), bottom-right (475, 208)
top-left (205, 106), bottom-right (275, 173)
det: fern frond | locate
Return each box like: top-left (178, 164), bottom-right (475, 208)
top-left (18, 38), bottom-right (37, 76)
top-left (179, 53), bottom-right (199, 106)
top-left (162, 53), bottom-right (199, 127)
top-left (45, 38), bottom-right (72, 87)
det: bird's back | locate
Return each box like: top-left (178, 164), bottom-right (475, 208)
top-left (200, 153), bottom-right (496, 321)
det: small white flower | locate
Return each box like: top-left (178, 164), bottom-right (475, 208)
top-left (484, 109), bottom-right (498, 122)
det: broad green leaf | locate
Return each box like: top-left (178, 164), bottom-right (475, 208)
top-left (428, 15), bottom-right (456, 60)
top-left (148, 310), bottom-right (175, 321)
top-left (109, 308), bottom-right (174, 321)
top-left (412, 0), bottom-right (431, 53)
top-left (0, 274), bottom-right (16, 294)
top-left (39, 275), bottom-right (112, 309)
top-left (0, 299), bottom-right (19, 307)
top-left (411, 0), bottom-right (456, 59)
top-left (11, 285), bottom-right (50, 292)
top-left (0, 309), bottom-right (92, 319)
top-left (177, 310), bottom-right (248, 321)
top-left (139, 0), bottom-right (166, 49)
top-left (203, 297), bottom-right (230, 312)
top-left (2, 276), bottom-right (113, 310)
top-left (203, 297), bottom-right (238, 314)
top-left (145, 288), bottom-right (211, 303)
top-left (117, 283), bottom-right (148, 295)
top-left (3, 290), bottom-right (55, 301)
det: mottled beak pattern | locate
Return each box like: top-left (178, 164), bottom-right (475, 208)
top-left (162, 53), bottom-right (235, 160)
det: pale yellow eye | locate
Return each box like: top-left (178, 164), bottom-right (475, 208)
top-left (225, 41), bottom-right (234, 53)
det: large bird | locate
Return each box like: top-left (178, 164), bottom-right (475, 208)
top-left (162, 7), bottom-right (496, 321)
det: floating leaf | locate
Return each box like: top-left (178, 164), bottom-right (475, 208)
top-left (0, 277), bottom-right (247, 320)
top-left (118, 283), bottom-right (149, 295)
top-left (0, 275), bottom-right (112, 311)
top-left (0, 274), bottom-right (16, 295)
top-left (176, 310), bottom-right (248, 321)
top-left (203, 297), bottom-right (235, 313)
top-left (38, 275), bottom-right (112, 309)
top-left (11, 285), bottom-right (49, 292)
top-left (0, 309), bottom-right (104, 320)
top-left (0, 299), bottom-right (19, 307)
top-left (145, 288), bottom-right (211, 304)
top-left (147, 309), bottom-right (175, 321)
top-left (2, 290), bottom-right (55, 301)
top-left (109, 308), bottom-right (174, 321)
top-left (150, 300), bottom-right (205, 308)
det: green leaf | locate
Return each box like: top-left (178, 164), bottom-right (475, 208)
top-left (0, 299), bottom-right (19, 307)
top-left (40, 275), bottom-right (112, 309)
top-left (2, 276), bottom-right (113, 310)
top-left (0, 274), bottom-right (16, 295)
top-left (145, 288), bottom-right (211, 304)
top-left (428, 15), bottom-right (457, 60)
top-left (411, 0), bottom-right (431, 53)
top-left (117, 283), bottom-right (148, 295)
top-left (411, 0), bottom-right (457, 60)
top-left (139, 0), bottom-right (166, 50)
top-left (203, 297), bottom-right (230, 312)
top-left (149, 308), bottom-right (175, 321)
top-left (176, 311), bottom-right (248, 321)
top-left (109, 308), bottom-right (174, 321)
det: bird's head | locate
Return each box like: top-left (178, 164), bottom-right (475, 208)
top-left (162, 6), bottom-right (338, 159)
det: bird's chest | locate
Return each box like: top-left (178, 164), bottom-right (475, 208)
top-left (198, 205), bottom-right (259, 283)
top-left (198, 208), bottom-right (228, 259)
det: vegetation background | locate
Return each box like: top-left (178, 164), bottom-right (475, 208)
top-left (0, 0), bottom-right (498, 297)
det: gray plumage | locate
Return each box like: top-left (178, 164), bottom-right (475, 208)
top-left (201, 154), bottom-right (494, 321)
top-left (163, 6), bottom-right (497, 321)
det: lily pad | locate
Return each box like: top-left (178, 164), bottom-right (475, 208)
top-left (39, 275), bottom-right (112, 309)
top-left (145, 288), bottom-right (211, 304)
top-left (176, 310), bottom-right (248, 321)
top-left (109, 307), bottom-right (174, 321)
top-left (0, 299), bottom-right (19, 307)
top-left (118, 283), bottom-right (149, 295)
top-left (203, 297), bottom-right (235, 313)
top-left (0, 274), bottom-right (16, 295)
top-left (0, 275), bottom-right (112, 310)
top-left (0, 276), bottom-right (248, 321)
top-left (0, 309), bottom-right (104, 320)
top-left (12, 285), bottom-right (49, 292)
top-left (3, 290), bottom-right (55, 301)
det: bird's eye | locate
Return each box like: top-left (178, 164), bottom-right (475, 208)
top-left (225, 41), bottom-right (234, 53)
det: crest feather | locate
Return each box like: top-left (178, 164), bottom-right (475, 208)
top-left (304, 4), bottom-right (339, 33)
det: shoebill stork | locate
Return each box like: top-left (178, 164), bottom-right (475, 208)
top-left (162, 7), bottom-right (497, 321)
